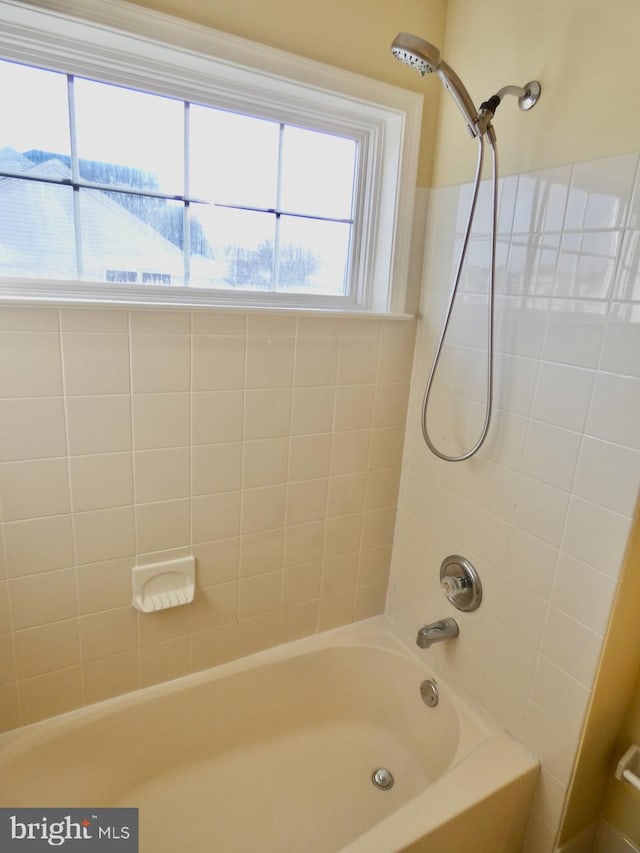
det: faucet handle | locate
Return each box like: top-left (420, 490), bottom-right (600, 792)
top-left (441, 574), bottom-right (465, 598)
top-left (440, 555), bottom-right (482, 612)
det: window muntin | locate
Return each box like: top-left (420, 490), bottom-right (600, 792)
top-left (0, 57), bottom-right (358, 297)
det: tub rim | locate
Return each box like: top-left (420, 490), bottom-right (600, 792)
top-left (0, 615), bottom-right (501, 753)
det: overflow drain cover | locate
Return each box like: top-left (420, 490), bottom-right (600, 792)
top-left (371, 768), bottom-right (394, 790)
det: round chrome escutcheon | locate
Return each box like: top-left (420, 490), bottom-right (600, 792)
top-left (440, 554), bottom-right (482, 612)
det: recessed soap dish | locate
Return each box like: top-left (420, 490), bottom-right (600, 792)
top-left (132, 556), bottom-right (195, 613)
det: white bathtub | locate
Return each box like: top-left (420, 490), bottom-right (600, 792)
top-left (0, 617), bottom-right (538, 852)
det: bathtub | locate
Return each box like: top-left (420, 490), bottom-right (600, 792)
top-left (0, 616), bottom-right (538, 852)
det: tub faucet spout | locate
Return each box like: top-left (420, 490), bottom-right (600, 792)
top-left (416, 618), bottom-right (459, 649)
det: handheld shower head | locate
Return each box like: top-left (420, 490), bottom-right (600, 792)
top-left (391, 32), bottom-right (441, 76)
top-left (391, 34), bottom-right (541, 463)
top-left (391, 32), bottom-right (479, 136)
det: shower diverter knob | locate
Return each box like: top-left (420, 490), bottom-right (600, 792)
top-left (439, 555), bottom-right (482, 612)
top-left (441, 575), bottom-right (465, 598)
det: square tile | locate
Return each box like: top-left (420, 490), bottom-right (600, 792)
top-left (70, 453), bottom-right (133, 512)
top-left (192, 443), bottom-right (242, 495)
top-left (192, 492), bottom-right (241, 543)
top-left (62, 333), bottom-right (130, 394)
top-left (192, 335), bottom-right (246, 390)
top-left (242, 438), bottom-right (288, 488)
top-left (0, 398), bottom-right (67, 462)
top-left (74, 506), bottom-right (135, 565)
top-left (4, 515), bottom-right (74, 578)
top-left (67, 395), bottom-right (131, 455)
top-left (0, 332), bottom-right (62, 397)
top-left (193, 390), bottom-right (243, 444)
top-left (131, 333), bottom-right (190, 393)
top-left (9, 568), bottom-right (77, 630)
top-left (135, 499), bottom-right (190, 553)
top-left (586, 372), bottom-right (640, 450)
top-left (1, 459), bottom-right (70, 521)
top-left (133, 393), bottom-right (190, 449)
top-left (14, 619), bottom-right (80, 679)
top-left (532, 362), bottom-right (595, 433)
top-left (134, 447), bottom-right (190, 503)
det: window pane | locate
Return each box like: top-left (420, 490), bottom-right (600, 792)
top-left (277, 216), bottom-right (350, 295)
top-left (0, 179), bottom-right (76, 279)
top-left (190, 206), bottom-right (275, 290)
top-left (280, 127), bottom-right (356, 219)
top-left (190, 106), bottom-right (279, 209)
top-left (80, 190), bottom-right (184, 284)
top-left (74, 79), bottom-right (184, 195)
top-left (0, 60), bottom-right (70, 174)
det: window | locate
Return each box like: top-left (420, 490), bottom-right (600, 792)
top-left (0, 0), bottom-right (421, 313)
top-left (0, 61), bottom-right (357, 294)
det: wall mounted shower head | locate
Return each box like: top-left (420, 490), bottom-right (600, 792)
top-left (391, 32), bottom-right (479, 136)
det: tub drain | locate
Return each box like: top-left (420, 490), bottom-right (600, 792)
top-left (371, 768), bottom-right (394, 790)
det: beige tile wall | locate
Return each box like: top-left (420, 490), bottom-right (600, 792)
top-left (387, 153), bottom-right (640, 852)
top-left (0, 305), bottom-right (415, 730)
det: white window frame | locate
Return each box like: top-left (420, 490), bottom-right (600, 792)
top-left (0, 0), bottom-right (422, 314)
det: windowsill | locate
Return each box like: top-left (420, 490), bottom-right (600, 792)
top-left (0, 278), bottom-right (416, 318)
top-left (0, 292), bottom-right (415, 320)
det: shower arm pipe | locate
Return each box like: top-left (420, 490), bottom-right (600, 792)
top-left (420, 130), bottom-right (498, 462)
top-left (494, 84), bottom-right (528, 101)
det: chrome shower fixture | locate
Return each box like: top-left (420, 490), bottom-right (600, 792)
top-left (391, 32), bottom-right (479, 137)
top-left (390, 31), bottom-right (541, 462)
top-left (390, 32), bottom-right (541, 138)
top-left (475, 81), bottom-right (542, 135)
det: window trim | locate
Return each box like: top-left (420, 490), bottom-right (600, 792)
top-left (0, 0), bottom-right (422, 314)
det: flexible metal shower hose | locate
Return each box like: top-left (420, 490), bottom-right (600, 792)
top-left (420, 132), bottom-right (498, 462)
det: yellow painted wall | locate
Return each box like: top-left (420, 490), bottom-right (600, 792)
top-left (602, 643), bottom-right (640, 844)
top-left (125, 0), bottom-right (640, 187)
top-left (559, 509), bottom-right (640, 845)
top-left (127, 0), bottom-right (448, 187)
top-left (434, 0), bottom-right (640, 185)
top-left (597, 509), bottom-right (640, 846)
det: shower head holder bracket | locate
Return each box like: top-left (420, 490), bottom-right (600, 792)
top-left (492, 80), bottom-right (542, 112)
